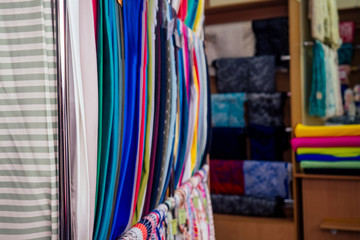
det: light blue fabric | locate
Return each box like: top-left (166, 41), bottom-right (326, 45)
top-left (211, 93), bottom-right (246, 127)
top-left (243, 160), bottom-right (292, 199)
top-left (309, 41), bottom-right (326, 117)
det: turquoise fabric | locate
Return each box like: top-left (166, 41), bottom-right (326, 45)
top-left (96, 0), bottom-right (121, 238)
top-left (94, 0), bottom-right (115, 238)
top-left (211, 93), bottom-right (247, 127)
top-left (309, 41), bottom-right (326, 117)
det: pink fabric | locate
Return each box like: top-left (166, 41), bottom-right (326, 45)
top-left (291, 136), bottom-right (360, 151)
top-left (339, 21), bottom-right (355, 43)
top-left (92, 0), bottom-right (97, 40)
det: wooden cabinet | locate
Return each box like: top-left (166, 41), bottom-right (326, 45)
top-left (302, 179), bottom-right (360, 240)
top-left (214, 214), bottom-right (295, 240)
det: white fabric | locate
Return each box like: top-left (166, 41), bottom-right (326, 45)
top-left (79, 0), bottom-right (99, 238)
top-left (205, 21), bottom-right (255, 76)
top-left (67, 1), bottom-right (91, 239)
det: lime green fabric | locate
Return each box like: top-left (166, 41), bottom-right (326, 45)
top-left (301, 161), bottom-right (360, 169)
top-left (297, 147), bottom-right (360, 157)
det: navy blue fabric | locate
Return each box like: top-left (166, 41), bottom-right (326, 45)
top-left (297, 154), bottom-right (360, 161)
top-left (209, 127), bottom-right (247, 160)
top-left (248, 124), bottom-right (288, 161)
top-left (174, 27), bottom-right (189, 188)
top-left (150, 11), bottom-right (167, 211)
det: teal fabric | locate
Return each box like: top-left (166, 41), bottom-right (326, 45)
top-left (96, 0), bottom-right (121, 238)
top-left (95, 0), bottom-right (104, 212)
top-left (309, 41), bottom-right (326, 117)
top-left (107, 3), bottom-right (125, 239)
top-left (94, 0), bottom-right (115, 238)
top-left (211, 93), bottom-right (247, 127)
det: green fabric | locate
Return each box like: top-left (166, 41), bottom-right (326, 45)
top-left (301, 161), bottom-right (360, 169)
top-left (297, 147), bottom-right (360, 157)
top-left (132, 0), bottom-right (155, 224)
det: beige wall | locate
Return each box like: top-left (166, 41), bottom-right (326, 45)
top-left (209, 0), bottom-right (360, 9)
top-left (337, 0), bottom-right (360, 9)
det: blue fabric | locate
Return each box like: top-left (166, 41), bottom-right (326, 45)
top-left (248, 124), bottom-right (288, 161)
top-left (297, 154), bottom-right (360, 161)
top-left (243, 160), bottom-right (292, 199)
top-left (211, 93), bottom-right (246, 127)
top-left (110, 0), bottom-right (143, 238)
top-left (174, 21), bottom-right (189, 188)
top-left (309, 41), bottom-right (326, 117)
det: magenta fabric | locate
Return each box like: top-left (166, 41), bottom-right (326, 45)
top-left (339, 21), bottom-right (355, 43)
top-left (291, 136), bottom-right (360, 151)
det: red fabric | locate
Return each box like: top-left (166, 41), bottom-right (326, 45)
top-left (177, 0), bottom-right (188, 21)
top-left (210, 160), bottom-right (245, 195)
top-left (339, 21), bottom-right (355, 43)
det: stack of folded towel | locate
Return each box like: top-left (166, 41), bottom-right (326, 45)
top-left (291, 124), bottom-right (360, 175)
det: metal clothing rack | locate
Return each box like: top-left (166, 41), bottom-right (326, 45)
top-left (303, 40), bottom-right (360, 49)
top-left (119, 165), bottom-right (209, 240)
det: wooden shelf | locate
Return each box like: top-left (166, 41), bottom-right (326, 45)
top-left (205, 0), bottom-right (288, 25)
top-left (295, 173), bottom-right (360, 181)
top-left (214, 213), bottom-right (294, 224)
top-left (320, 218), bottom-right (360, 232)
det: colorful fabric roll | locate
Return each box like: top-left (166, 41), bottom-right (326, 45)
top-left (211, 93), bottom-right (246, 127)
top-left (291, 136), bottom-right (360, 151)
top-left (294, 124), bottom-right (360, 137)
top-left (300, 161), bottom-right (360, 169)
top-left (297, 147), bottom-right (360, 157)
top-left (297, 154), bottom-right (360, 161)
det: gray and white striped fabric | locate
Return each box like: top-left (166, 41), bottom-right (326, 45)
top-left (0, 0), bottom-right (58, 239)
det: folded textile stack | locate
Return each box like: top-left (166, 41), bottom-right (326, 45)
top-left (292, 124), bottom-right (360, 175)
top-left (209, 160), bottom-right (292, 217)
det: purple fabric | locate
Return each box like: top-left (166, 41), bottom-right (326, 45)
top-left (291, 136), bottom-right (360, 151)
